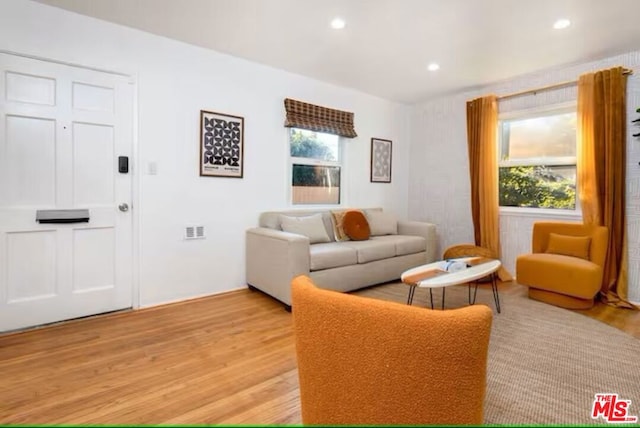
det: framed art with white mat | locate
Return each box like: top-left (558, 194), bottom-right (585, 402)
top-left (199, 110), bottom-right (244, 178)
top-left (370, 137), bottom-right (392, 183)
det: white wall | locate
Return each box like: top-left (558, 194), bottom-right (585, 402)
top-left (0, 0), bottom-right (411, 307)
top-left (410, 50), bottom-right (640, 303)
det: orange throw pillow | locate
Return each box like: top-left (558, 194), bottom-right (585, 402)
top-left (546, 233), bottom-right (591, 260)
top-left (343, 210), bottom-right (370, 241)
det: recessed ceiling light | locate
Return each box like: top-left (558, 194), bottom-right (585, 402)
top-left (553, 18), bottom-right (571, 30)
top-left (427, 63), bottom-right (440, 72)
top-left (330, 17), bottom-right (346, 30)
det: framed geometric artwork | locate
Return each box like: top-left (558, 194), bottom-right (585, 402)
top-left (199, 110), bottom-right (244, 178)
top-left (370, 137), bottom-right (392, 183)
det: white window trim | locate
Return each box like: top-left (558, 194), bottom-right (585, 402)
top-left (290, 156), bottom-right (341, 168)
top-left (287, 128), bottom-right (346, 207)
top-left (499, 101), bottom-right (576, 121)
top-left (499, 205), bottom-right (582, 221)
top-left (498, 101), bottom-right (581, 216)
top-left (500, 157), bottom-right (576, 168)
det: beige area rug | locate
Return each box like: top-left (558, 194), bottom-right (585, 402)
top-left (353, 282), bottom-right (640, 425)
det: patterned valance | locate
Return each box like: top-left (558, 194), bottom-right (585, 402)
top-left (284, 98), bottom-right (357, 138)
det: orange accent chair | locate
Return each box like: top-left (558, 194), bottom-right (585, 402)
top-left (291, 275), bottom-right (493, 425)
top-left (516, 221), bottom-right (608, 309)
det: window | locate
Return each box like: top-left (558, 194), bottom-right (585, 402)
top-left (290, 128), bottom-right (341, 205)
top-left (498, 108), bottom-right (577, 210)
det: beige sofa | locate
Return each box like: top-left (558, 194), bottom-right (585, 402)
top-left (246, 208), bottom-right (437, 309)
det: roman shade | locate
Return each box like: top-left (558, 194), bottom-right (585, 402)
top-left (284, 98), bottom-right (357, 138)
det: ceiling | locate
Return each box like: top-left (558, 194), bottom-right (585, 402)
top-left (34, 0), bottom-right (640, 103)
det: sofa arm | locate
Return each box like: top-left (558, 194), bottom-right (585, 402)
top-left (246, 227), bottom-right (311, 306)
top-left (398, 221), bottom-right (438, 263)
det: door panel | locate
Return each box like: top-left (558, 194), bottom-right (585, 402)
top-left (73, 122), bottom-right (114, 206)
top-left (72, 82), bottom-right (114, 113)
top-left (6, 230), bottom-right (57, 303)
top-left (5, 71), bottom-right (56, 106)
top-left (0, 53), bottom-right (133, 332)
top-left (5, 115), bottom-right (57, 207)
top-left (73, 227), bottom-right (115, 293)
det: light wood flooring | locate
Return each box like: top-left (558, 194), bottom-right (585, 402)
top-left (0, 281), bottom-right (638, 424)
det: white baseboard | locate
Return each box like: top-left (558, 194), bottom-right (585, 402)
top-left (139, 286), bottom-right (248, 310)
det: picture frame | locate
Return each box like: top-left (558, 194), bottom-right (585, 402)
top-left (370, 138), bottom-right (392, 183)
top-left (199, 110), bottom-right (245, 178)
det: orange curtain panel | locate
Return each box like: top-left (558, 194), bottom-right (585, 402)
top-left (577, 66), bottom-right (633, 307)
top-left (466, 95), bottom-right (512, 281)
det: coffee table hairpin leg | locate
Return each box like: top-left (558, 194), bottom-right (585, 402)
top-left (407, 284), bottom-right (444, 309)
top-left (408, 272), bottom-right (500, 312)
top-left (469, 282), bottom-right (479, 305)
top-left (406, 284), bottom-right (417, 305)
top-left (469, 272), bottom-right (501, 314)
top-left (491, 272), bottom-right (501, 313)
top-left (406, 284), bottom-right (437, 309)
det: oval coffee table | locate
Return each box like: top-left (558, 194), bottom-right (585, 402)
top-left (401, 257), bottom-right (502, 313)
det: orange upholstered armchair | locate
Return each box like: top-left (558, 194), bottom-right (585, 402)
top-left (516, 221), bottom-right (608, 309)
top-left (291, 275), bottom-right (493, 425)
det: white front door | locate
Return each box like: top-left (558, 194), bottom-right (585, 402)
top-left (0, 53), bottom-right (134, 332)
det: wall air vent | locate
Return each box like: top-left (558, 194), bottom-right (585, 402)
top-left (185, 225), bottom-right (205, 240)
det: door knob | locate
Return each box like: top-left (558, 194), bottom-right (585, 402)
top-left (118, 203), bottom-right (129, 212)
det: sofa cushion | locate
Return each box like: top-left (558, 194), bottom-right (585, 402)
top-left (280, 214), bottom-right (331, 244)
top-left (343, 210), bottom-right (370, 241)
top-left (310, 243), bottom-right (358, 271)
top-left (330, 210), bottom-right (350, 242)
top-left (546, 233), bottom-right (591, 260)
top-left (516, 253), bottom-right (602, 299)
top-left (365, 210), bottom-right (398, 236)
top-left (260, 210), bottom-right (335, 241)
top-left (343, 240), bottom-right (396, 263)
top-left (371, 235), bottom-right (426, 256)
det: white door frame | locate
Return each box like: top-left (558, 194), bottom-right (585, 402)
top-left (0, 49), bottom-right (141, 310)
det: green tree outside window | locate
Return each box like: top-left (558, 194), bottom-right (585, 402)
top-left (499, 166), bottom-right (576, 209)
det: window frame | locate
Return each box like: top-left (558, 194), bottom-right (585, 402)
top-left (497, 102), bottom-right (581, 215)
top-left (288, 128), bottom-right (345, 207)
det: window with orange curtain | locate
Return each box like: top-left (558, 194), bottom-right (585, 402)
top-left (498, 105), bottom-right (579, 211)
